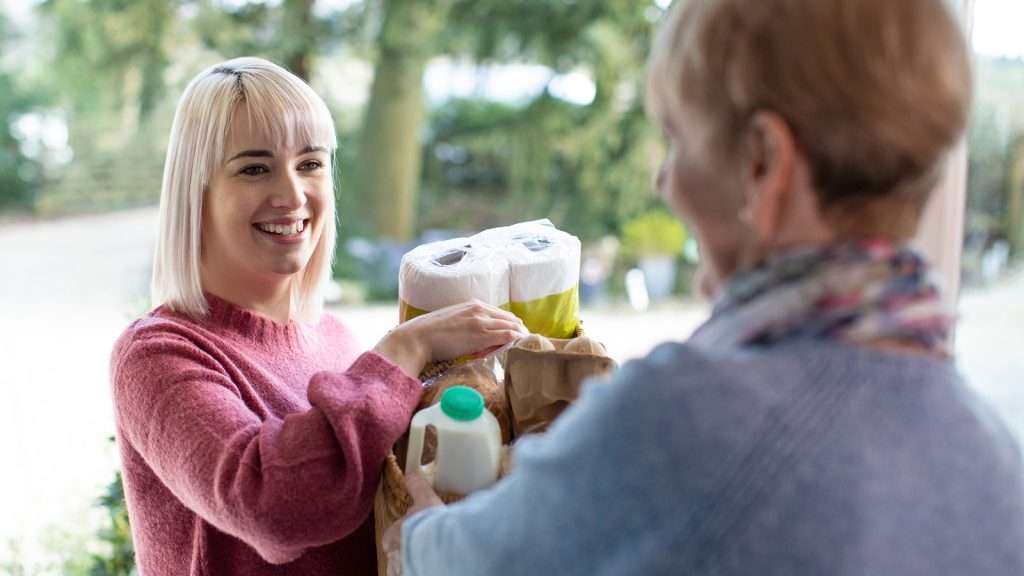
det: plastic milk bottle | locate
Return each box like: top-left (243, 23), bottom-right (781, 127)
top-left (405, 386), bottom-right (502, 496)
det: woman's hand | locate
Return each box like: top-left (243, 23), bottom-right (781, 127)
top-left (373, 300), bottom-right (528, 378)
top-left (382, 471), bottom-right (445, 576)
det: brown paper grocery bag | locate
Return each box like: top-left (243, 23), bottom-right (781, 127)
top-left (376, 356), bottom-right (511, 576)
top-left (374, 335), bottom-right (615, 576)
top-left (504, 337), bottom-right (616, 436)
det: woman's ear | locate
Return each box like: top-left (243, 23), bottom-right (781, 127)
top-left (740, 111), bottom-right (798, 245)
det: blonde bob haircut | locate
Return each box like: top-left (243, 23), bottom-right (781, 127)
top-left (648, 0), bottom-right (971, 219)
top-left (151, 57), bottom-right (337, 322)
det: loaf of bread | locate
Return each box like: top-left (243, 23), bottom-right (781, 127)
top-left (516, 333), bottom-right (556, 351)
top-left (562, 335), bottom-right (608, 356)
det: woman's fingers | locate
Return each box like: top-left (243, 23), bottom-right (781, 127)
top-left (380, 473), bottom-right (443, 575)
top-left (474, 316), bottom-right (529, 336)
top-left (406, 471), bottom-right (444, 510)
top-left (469, 318), bottom-right (528, 352)
top-left (382, 523), bottom-right (403, 576)
top-left (473, 331), bottom-right (523, 354)
top-left (493, 308), bottom-right (526, 326)
top-left (464, 300), bottom-right (524, 327)
top-left (491, 328), bottom-right (528, 344)
top-left (402, 301), bottom-right (532, 362)
top-left (385, 550), bottom-right (402, 576)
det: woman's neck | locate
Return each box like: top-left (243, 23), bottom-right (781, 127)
top-left (201, 267), bottom-right (296, 324)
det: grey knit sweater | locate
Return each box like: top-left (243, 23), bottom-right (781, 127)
top-left (402, 340), bottom-right (1024, 575)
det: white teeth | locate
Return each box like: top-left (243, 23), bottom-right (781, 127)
top-left (256, 221), bottom-right (306, 236)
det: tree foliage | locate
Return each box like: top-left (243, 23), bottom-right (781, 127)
top-left (40, 0), bottom-right (173, 121)
top-left (193, 0), bottom-right (367, 80)
top-left (0, 14), bottom-right (44, 211)
top-left (413, 2), bottom-right (664, 241)
top-left (357, 0), bottom-right (666, 241)
top-left (966, 57), bottom-right (1024, 260)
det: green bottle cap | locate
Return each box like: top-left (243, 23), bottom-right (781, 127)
top-left (440, 386), bottom-right (485, 421)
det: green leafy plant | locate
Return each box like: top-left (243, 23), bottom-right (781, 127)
top-left (620, 210), bottom-right (687, 257)
top-left (89, 468), bottom-right (135, 576)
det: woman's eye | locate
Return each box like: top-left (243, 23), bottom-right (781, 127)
top-left (240, 165), bottom-right (269, 177)
top-left (299, 160), bottom-right (323, 171)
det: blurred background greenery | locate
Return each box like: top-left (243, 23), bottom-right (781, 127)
top-left (2, 0), bottom-right (695, 309)
top-left (2, 1), bottom-right (1022, 294)
top-left (1, 0), bottom-right (1022, 573)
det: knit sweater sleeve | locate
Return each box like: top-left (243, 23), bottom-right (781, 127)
top-left (401, 347), bottom-right (725, 576)
top-left (111, 327), bottom-right (422, 565)
top-left (400, 343), bottom-right (769, 576)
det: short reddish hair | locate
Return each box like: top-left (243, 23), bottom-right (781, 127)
top-left (648, 0), bottom-right (972, 214)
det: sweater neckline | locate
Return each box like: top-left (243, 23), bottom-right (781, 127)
top-left (200, 291), bottom-right (311, 349)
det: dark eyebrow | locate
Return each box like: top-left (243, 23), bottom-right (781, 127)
top-left (227, 149), bottom-right (273, 162)
top-left (226, 145), bottom-right (327, 163)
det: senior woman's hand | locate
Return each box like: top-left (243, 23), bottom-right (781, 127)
top-left (373, 300), bottom-right (528, 378)
top-left (382, 471), bottom-right (444, 576)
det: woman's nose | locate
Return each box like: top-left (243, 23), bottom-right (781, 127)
top-left (272, 170), bottom-right (306, 209)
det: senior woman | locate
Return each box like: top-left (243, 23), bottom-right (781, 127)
top-left (386, 0), bottom-right (1024, 574)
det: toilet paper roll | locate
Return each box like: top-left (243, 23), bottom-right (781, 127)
top-left (398, 238), bottom-right (511, 323)
top-left (473, 220), bottom-right (581, 338)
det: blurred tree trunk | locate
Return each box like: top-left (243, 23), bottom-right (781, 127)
top-left (138, 48), bottom-right (168, 123)
top-left (282, 0), bottom-right (315, 80)
top-left (357, 0), bottom-right (447, 241)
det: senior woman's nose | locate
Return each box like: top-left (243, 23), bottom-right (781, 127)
top-left (655, 160), bottom-right (669, 194)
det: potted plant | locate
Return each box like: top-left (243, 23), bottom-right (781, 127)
top-left (621, 210), bottom-right (688, 301)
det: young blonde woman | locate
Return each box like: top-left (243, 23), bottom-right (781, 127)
top-left (388, 0), bottom-right (1024, 574)
top-left (109, 57), bottom-right (527, 576)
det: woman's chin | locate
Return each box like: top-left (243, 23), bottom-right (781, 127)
top-left (266, 257), bottom-right (308, 277)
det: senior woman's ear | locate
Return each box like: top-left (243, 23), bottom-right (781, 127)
top-left (741, 111), bottom-right (824, 248)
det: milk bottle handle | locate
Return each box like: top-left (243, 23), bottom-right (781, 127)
top-left (405, 404), bottom-right (440, 478)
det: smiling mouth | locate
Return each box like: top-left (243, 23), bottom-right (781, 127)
top-left (253, 219), bottom-right (311, 237)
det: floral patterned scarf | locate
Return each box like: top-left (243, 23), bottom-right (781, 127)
top-left (689, 240), bottom-right (954, 355)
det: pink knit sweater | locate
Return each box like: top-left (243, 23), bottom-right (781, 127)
top-left (109, 294), bottom-right (422, 575)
